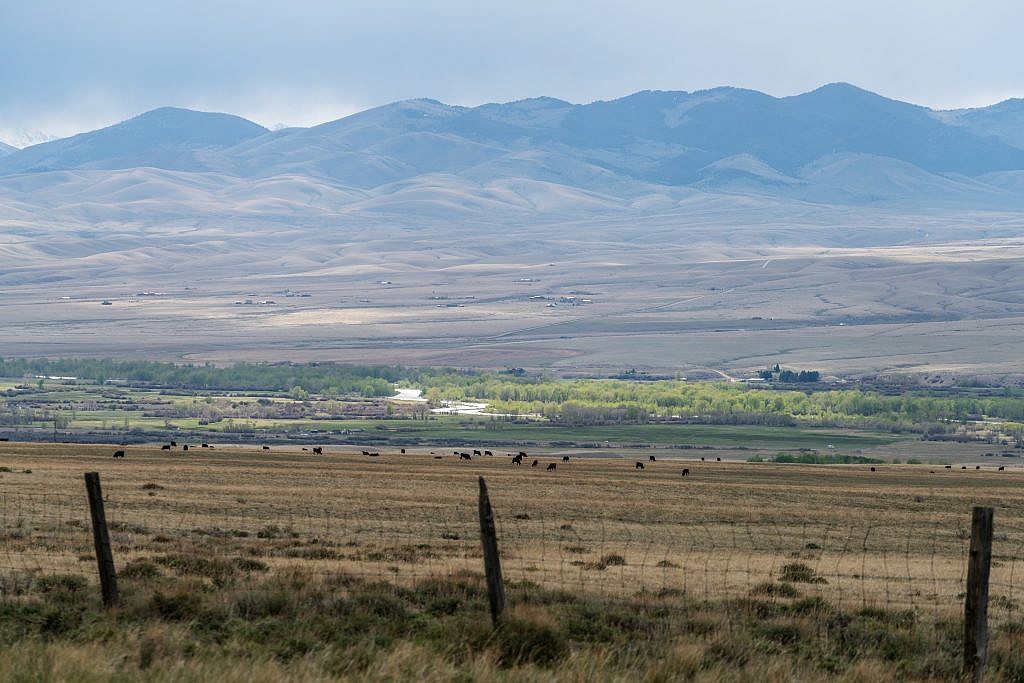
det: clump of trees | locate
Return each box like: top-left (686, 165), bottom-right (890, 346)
top-left (748, 452), bottom-right (883, 464)
top-left (758, 365), bottom-right (820, 382)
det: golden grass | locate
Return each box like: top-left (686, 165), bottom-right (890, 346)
top-left (1, 440), bottom-right (1022, 619)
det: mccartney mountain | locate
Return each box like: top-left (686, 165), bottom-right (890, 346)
top-left (6, 83), bottom-right (1024, 232)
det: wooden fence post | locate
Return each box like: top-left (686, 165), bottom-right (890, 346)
top-left (84, 472), bottom-right (118, 606)
top-left (964, 506), bottom-right (994, 682)
top-left (478, 476), bottom-right (506, 626)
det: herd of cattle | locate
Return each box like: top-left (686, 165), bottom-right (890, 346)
top-left (111, 444), bottom-right (1012, 475)
top-left (110, 443), bottom-right (708, 475)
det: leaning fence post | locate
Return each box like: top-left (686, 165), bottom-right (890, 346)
top-left (964, 506), bottom-right (994, 682)
top-left (84, 472), bottom-right (118, 606)
top-left (478, 476), bottom-right (506, 626)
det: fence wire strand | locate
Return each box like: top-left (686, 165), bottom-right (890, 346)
top-left (0, 480), bottom-right (1021, 627)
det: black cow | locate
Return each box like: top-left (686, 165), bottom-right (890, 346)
top-left (716, 457), bottom-right (722, 462)
top-left (649, 455), bottom-right (656, 462)
top-left (160, 444), bottom-right (171, 451)
top-left (473, 450), bottom-right (481, 456)
top-left (546, 463), bottom-right (556, 471)
top-left (636, 462), bottom-right (645, 470)
top-left (363, 451), bottom-right (370, 456)
top-left (976, 465), bottom-right (981, 470)
top-left (962, 466), bottom-right (968, 470)
top-left (112, 450), bottom-right (125, 458)
top-left (682, 468), bottom-right (690, 477)
top-left (945, 465), bottom-right (952, 469)
top-left (262, 445), bottom-right (270, 451)
top-left (313, 447), bottom-right (323, 455)
top-left (400, 448), bottom-right (406, 454)
top-left (870, 467), bottom-right (876, 472)
top-left (170, 440), bottom-right (177, 447)
top-left (512, 455), bottom-right (523, 465)
top-left (484, 450), bottom-right (493, 456)
top-left (562, 455), bottom-right (570, 462)
top-left (519, 451), bottom-right (527, 457)
top-left (368, 452), bottom-right (380, 457)
top-left (433, 456), bottom-right (443, 460)
top-left (700, 457), bottom-right (705, 462)
top-left (460, 453), bottom-right (472, 460)
top-left (999, 466), bottom-right (1006, 471)
top-left (531, 459), bottom-right (539, 467)
top-left (182, 444), bottom-right (189, 451)
top-left (302, 447), bottom-right (308, 451)
top-left (201, 443), bottom-right (209, 448)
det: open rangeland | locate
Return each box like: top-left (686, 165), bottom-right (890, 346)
top-left (3, 441), bottom-right (1024, 680)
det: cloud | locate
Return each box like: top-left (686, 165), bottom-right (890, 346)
top-left (1, 0), bottom-right (1023, 142)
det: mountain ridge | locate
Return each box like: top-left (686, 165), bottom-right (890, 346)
top-left (5, 84), bottom-right (1024, 224)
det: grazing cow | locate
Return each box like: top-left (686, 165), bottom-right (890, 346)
top-left (999, 466), bottom-right (1006, 471)
top-left (532, 460), bottom-right (539, 467)
top-left (512, 455), bottom-right (523, 465)
top-left (460, 453), bottom-right (472, 460)
top-left (546, 463), bottom-right (556, 471)
top-left (170, 440), bottom-right (177, 447)
top-left (944, 465), bottom-right (952, 469)
top-left (930, 470), bottom-right (936, 474)
top-left (682, 468), bottom-right (690, 477)
top-left (112, 450), bottom-right (125, 458)
top-left (870, 467), bottom-right (876, 472)
top-left (453, 451), bottom-right (460, 456)
top-left (484, 450), bottom-right (493, 456)
top-left (473, 450), bottom-right (481, 456)
top-left (160, 444), bottom-right (171, 451)
top-left (400, 448), bottom-right (406, 454)
top-left (636, 462), bottom-right (645, 470)
top-left (201, 443), bottom-right (209, 448)
top-left (961, 466), bottom-right (967, 470)
top-left (649, 455), bottom-right (656, 462)
top-left (363, 451), bottom-right (370, 456)
top-left (716, 457), bottom-right (722, 462)
top-left (519, 451), bottom-right (527, 457)
top-left (562, 455), bottom-right (570, 462)
top-left (262, 445), bottom-right (270, 451)
top-left (313, 447), bottom-right (323, 455)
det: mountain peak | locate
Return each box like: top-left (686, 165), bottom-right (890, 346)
top-left (0, 107), bottom-right (268, 174)
top-left (797, 82), bottom-right (898, 104)
top-left (121, 106), bottom-right (268, 136)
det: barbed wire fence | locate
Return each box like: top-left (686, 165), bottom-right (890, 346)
top-left (0, 472), bottom-right (1020, 672)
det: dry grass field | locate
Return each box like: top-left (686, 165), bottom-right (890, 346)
top-left (3, 440), bottom-right (1023, 606)
top-left (5, 441), bottom-right (1024, 679)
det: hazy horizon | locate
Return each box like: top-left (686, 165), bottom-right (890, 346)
top-left (2, 81), bottom-right (1023, 151)
top-left (3, 0), bottom-right (1023, 147)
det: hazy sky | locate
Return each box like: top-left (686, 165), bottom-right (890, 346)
top-left (2, 0), bottom-right (1023, 146)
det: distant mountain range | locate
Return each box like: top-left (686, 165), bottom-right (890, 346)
top-left (6, 83), bottom-right (1024, 243)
